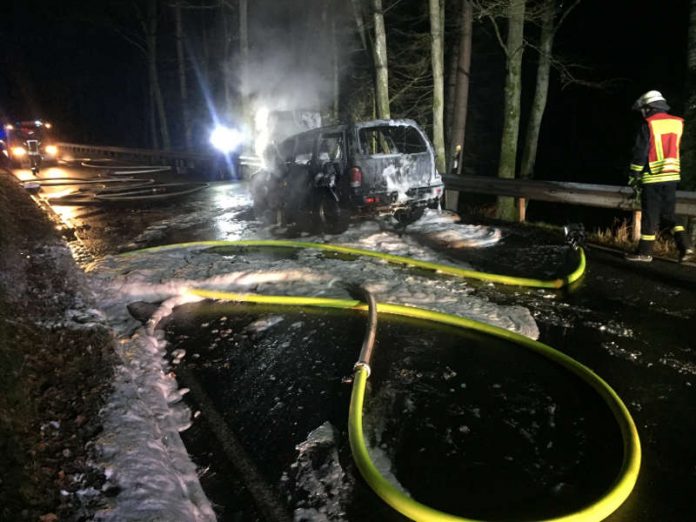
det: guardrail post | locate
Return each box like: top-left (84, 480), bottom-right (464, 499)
top-left (632, 210), bottom-right (641, 241)
top-left (444, 189), bottom-right (459, 211)
top-left (517, 197), bottom-right (526, 223)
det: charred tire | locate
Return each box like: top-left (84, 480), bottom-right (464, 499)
top-left (393, 206), bottom-right (425, 226)
top-left (250, 172), bottom-right (277, 225)
top-left (252, 196), bottom-right (285, 228)
top-left (316, 191), bottom-right (349, 234)
top-left (267, 208), bottom-right (285, 227)
top-left (251, 192), bottom-right (271, 223)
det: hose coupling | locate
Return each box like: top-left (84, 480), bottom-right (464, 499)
top-left (353, 361), bottom-right (371, 378)
top-left (564, 223), bottom-right (586, 250)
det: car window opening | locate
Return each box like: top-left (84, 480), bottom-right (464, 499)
top-left (358, 126), bottom-right (427, 155)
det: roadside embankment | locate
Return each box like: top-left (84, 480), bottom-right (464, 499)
top-left (0, 170), bottom-right (113, 521)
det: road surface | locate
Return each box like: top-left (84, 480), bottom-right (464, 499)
top-left (13, 159), bottom-right (696, 521)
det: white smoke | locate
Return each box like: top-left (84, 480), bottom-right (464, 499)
top-left (241, 0), bottom-right (352, 120)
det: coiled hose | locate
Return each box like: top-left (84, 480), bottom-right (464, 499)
top-left (123, 240), bottom-right (638, 521)
top-left (123, 239), bottom-right (586, 289)
top-left (187, 289), bottom-right (640, 522)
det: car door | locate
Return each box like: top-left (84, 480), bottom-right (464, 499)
top-left (284, 131), bottom-right (316, 213)
top-left (313, 130), bottom-right (346, 192)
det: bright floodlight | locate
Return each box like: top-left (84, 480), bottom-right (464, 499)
top-left (210, 125), bottom-right (244, 153)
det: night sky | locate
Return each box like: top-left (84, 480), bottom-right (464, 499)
top-left (542, 0), bottom-right (690, 184)
top-left (0, 0), bottom-right (691, 185)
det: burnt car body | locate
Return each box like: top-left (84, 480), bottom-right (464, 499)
top-left (250, 119), bottom-right (443, 233)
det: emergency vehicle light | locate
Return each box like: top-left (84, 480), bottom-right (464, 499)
top-left (210, 125), bottom-right (244, 154)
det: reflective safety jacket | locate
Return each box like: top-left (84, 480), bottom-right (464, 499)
top-left (629, 111), bottom-right (683, 184)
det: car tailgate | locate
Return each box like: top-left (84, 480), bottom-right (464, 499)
top-left (358, 152), bottom-right (438, 203)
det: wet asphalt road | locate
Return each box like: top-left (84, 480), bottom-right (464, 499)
top-left (16, 161), bottom-right (696, 521)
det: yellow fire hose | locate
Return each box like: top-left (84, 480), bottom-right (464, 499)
top-left (187, 289), bottom-right (640, 522)
top-left (122, 239), bottom-right (586, 289)
top-left (121, 240), bottom-right (638, 520)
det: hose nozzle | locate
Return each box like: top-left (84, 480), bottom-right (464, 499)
top-left (564, 223), bottom-right (586, 250)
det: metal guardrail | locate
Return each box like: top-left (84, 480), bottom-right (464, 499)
top-left (442, 174), bottom-right (696, 240)
top-left (442, 175), bottom-right (696, 216)
top-left (55, 143), bottom-right (695, 236)
top-left (56, 142), bottom-right (262, 178)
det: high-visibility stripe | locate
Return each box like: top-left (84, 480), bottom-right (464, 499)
top-left (648, 158), bottom-right (680, 169)
top-left (673, 225), bottom-right (685, 233)
top-left (640, 234), bottom-right (656, 241)
top-left (642, 173), bottom-right (681, 184)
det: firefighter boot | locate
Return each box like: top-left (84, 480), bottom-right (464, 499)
top-left (680, 248), bottom-right (695, 264)
top-left (674, 228), bottom-right (695, 263)
top-left (625, 252), bottom-right (653, 262)
top-left (625, 238), bottom-right (653, 262)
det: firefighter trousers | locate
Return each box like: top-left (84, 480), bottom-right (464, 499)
top-left (637, 182), bottom-right (691, 255)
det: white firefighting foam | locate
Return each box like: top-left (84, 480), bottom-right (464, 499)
top-left (86, 203), bottom-right (540, 520)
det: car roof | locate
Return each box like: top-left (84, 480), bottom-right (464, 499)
top-left (282, 118), bottom-right (421, 143)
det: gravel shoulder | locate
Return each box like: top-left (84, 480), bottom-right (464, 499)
top-left (0, 170), bottom-right (113, 521)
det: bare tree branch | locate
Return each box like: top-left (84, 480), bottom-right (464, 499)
top-left (552, 59), bottom-right (623, 90)
top-left (485, 14), bottom-right (509, 55)
top-left (114, 28), bottom-right (147, 55)
top-left (553, 0), bottom-right (582, 35)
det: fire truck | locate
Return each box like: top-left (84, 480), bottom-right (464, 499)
top-left (2, 120), bottom-right (59, 173)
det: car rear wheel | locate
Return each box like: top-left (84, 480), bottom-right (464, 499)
top-left (316, 191), bottom-right (349, 234)
top-left (393, 206), bottom-right (425, 227)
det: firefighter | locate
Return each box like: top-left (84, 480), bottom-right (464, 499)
top-left (625, 90), bottom-right (695, 263)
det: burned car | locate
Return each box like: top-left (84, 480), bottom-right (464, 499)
top-left (250, 119), bottom-right (443, 233)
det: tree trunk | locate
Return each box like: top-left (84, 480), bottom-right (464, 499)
top-left (372, 0), bottom-right (390, 119)
top-left (683, 0), bottom-right (696, 190)
top-left (520, 0), bottom-right (553, 179)
top-left (322, 0), bottom-right (339, 122)
top-left (239, 0), bottom-right (250, 128)
top-left (429, 0), bottom-right (446, 174)
top-left (147, 0), bottom-right (170, 150)
top-left (220, 2), bottom-right (233, 116)
top-left (200, 8), bottom-right (210, 85)
top-left (445, 27), bottom-right (459, 159)
top-left (496, 0), bottom-right (525, 220)
top-left (174, 2), bottom-right (192, 149)
top-left (332, 11), bottom-right (339, 120)
top-left (149, 86), bottom-right (158, 149)
top-left (351, 0), bottom-right (369, 52)
top-left (449, 0), bottom-right (473, 175)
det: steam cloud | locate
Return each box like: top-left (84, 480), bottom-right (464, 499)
top-left (242, 0), bottom-right (352, 115)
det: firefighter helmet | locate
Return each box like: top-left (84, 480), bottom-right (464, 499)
top-left (632, 90), bottom-right (668, 111)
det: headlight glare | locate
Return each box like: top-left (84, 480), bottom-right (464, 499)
top-left (210, 125), bottom-right (244, 153)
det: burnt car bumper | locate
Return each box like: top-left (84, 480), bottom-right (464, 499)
top-left (352, 183), bottom-right (443, 215)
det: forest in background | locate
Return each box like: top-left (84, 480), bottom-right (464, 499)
top-left (2, 0), bottom-right (696, 211)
